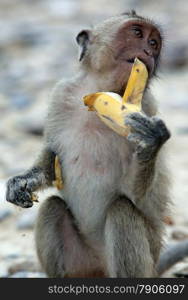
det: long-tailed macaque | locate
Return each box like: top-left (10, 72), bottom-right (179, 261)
top-left (6, 11), bottom-right (176, 277)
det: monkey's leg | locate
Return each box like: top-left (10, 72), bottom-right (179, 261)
top-left (35, 196), bottom-right (104, 278)
top-left (104, 198), bottom-right (155, 278)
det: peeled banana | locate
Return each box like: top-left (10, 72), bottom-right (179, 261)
top-left (83, 58), bottom-right (148, 136)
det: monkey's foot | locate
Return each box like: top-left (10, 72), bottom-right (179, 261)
top-left (125, 112), bottom-right (170, 162)
top-left (6, 176), bottom-right (35, 208)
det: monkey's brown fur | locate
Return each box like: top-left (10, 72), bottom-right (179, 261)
top-left (7, 12), bottom-right (172, 277)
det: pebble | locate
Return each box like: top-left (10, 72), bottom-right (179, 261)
top-left (170, 225), bottom-right (188, 240)
top-left (8, 257), bottom-right (40, 275)
top-left (171, 230), bottom-right (188, 241)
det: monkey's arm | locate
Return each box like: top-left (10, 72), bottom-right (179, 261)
top-left (6, 148), bottom-right (56, 208)
top-left (124, 112), bottom-right (170, 219)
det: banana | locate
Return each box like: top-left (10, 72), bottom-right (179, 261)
top-left (83, 58), bottom-right (148, 136)
top-left (31, 193), bottom-right (39, 202)
top-left (53, 155), bottom-right (64, 190)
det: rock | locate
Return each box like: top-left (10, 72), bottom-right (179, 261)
top-left (171, 230), bottom-right (188, 241)
top-left (9, 272), bottom-right (46, 278)
top-left (8, 258), bottom-right (40, 275)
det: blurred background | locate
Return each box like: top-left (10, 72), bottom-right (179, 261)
top-left (0, 0), bottom-right (188, 278)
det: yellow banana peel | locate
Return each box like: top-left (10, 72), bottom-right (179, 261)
top-left (31, 193), bottom-right (39, 202)
top-left (83, 58), bottom-right (148, 136)
top-left (53, 156), bottom-right (64, 190)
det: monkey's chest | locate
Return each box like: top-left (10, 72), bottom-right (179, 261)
top-left (57, 120), bottom-right (130, 193)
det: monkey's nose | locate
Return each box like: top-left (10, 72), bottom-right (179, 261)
top-left (144, 49), bottom-right (152, 56)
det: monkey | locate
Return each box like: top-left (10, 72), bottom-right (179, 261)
top-left (6, 10), bottom-right (177, 278)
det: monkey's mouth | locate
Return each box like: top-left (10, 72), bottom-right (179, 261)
top-left (126, 58), bottom-right (135, 63)
top-left (126, 57), bottom-right (151, 74)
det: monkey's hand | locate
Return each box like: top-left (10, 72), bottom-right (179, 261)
top-left (6, 168), bottom-right (44, 208)
top-left (125, 112), bottom-right (170, 162)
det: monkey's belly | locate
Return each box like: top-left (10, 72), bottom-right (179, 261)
top-left (61, 186), bottom-right (115, 236)
top-left (59, 159), bottom-right (120, 237)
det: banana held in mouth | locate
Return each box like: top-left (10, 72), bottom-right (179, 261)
top-left (83, 58), bottom-right (148, 137)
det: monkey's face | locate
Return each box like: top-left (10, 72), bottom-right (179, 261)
top-left (113, 20), bottom-right (162, 77)
top-left (76, 16), bottom-right (162, 93)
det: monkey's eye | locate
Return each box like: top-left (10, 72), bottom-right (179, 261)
top-left (149, 39), bottom-right (158, 49)
top-left (132, 27), bottom-right (143, 38)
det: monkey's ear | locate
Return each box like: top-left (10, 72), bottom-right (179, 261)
top-left (76, 30), bottom-right (91, 61)
top-left (76, 30), bottom-right (90, 46)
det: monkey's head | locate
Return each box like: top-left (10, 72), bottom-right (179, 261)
top-left (76, 11), bottom-right (162, 94)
